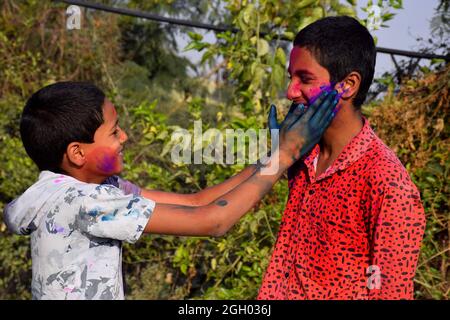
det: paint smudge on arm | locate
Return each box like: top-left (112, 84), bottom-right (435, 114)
top-left (215, 199), bottom-right (228, 207)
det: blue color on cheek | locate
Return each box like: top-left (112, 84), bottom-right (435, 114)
top-left (97, 154), bottom-right (117, 173)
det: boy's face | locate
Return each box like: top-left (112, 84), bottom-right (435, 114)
top-left (81, 99), bottom-right (128, 179)
top-left (286, 46), bottom-right (334, 106)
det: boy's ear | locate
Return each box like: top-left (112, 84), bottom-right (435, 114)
top-left (335, 71), bottom-right (361, 101)
top-left (65, 142), bottom-right (87, 167)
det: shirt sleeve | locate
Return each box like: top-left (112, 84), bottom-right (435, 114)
top-left (367, 178), bottom-right (426, 300)
top-left (101, 176), bottom-right (142, 196)
top-left (77, 184), bottom-right (155, 243)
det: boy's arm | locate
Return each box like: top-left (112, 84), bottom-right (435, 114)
top-left (144, 149), bottom-right (291, 237)
top-left (143, 90), bottom-right (338, 237)
top-left (367, 181), bottom-right (426, 300)
top-left (140, 164), bottom-right (259, 206)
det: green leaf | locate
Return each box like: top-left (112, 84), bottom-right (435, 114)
top-left (296, 0), bottom-right (318, 10)
top-left (275, 47), bottom-right (286, 66)
top-left (257, 39), bottom-right (269, 57)
top-left (283, 31), bottom-right (295, 41)
top-left (187, 31), bottom-right (203, 41)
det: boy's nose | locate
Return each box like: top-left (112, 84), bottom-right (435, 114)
top-left (120, 130), bottom-right (128, 144)
top-left (286, 81), bottom-right (301, 101)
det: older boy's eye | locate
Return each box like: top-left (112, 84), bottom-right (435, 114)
top-left (301, 76), bottom-right (312, 83)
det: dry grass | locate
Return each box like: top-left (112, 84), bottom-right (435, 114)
top-left (366, 65), bottom-right (449, 299)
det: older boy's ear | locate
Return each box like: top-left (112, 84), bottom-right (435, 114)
top-left (336, 71), bottom-right (361, 100)
top-left (66, 142), bottom-right (86, 167)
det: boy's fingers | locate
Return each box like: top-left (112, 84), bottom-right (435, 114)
top-left (268, 104), bottom-right (279, 130)
top-left (284, 103), bottom-right (305, 130)
top-left (305, 90), bottom-right (330, 116)
top-left (318, 103), bottom-right (338, 129)
top-left (311, 90), bottom-right (338, 121)
top-left (286, 101), bottom-right (300, 116)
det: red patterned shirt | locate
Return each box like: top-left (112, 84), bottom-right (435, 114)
top-left (258, 118), bottom-right (426, 300)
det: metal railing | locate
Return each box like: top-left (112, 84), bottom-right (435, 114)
top-left (57, 0), bottom-right (449, 61)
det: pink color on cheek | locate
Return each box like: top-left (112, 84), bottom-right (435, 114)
top-left (308, 83), bottom-right (331, 104)
top-left (309, 87), bottom-right (322, 99)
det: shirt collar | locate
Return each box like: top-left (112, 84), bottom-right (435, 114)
top-left (303, 117), bottom-right (376, 182)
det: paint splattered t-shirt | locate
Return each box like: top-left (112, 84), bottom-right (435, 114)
top-left (258, 118), bottom-right (426, 300)
top-left (4, 171), bottom-right (155, 300)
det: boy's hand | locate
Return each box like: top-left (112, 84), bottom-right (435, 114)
top-left (276, 90), bottom-right (338, 165)
top-left (268, 102), bottom-right (306, 131)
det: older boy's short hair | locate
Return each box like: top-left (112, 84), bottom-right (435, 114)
top-left (20, 81), bottom-right (105, 172)
top-left (294, 16), bottom-right (376, 108)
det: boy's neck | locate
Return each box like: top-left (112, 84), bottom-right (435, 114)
top-left (319, 103), bottom-right (364, 160)
top-left (61, 167), bottom-right (105, 185)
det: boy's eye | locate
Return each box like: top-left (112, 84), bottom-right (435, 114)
top-left (301, 76), bottom-right (312, 83)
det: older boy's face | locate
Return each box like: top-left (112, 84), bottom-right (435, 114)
top-left (286, 46), bottom-right (332, 106)
top-left (83, 99), bottom-right (128, 178)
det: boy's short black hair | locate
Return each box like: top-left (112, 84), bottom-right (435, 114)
top-left (20, 81), bottom-right (105, 172)
top-left (294, 16), bottom-right (376, 108)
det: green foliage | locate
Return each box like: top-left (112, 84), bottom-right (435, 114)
top-left (365, 65), bottom-right (449, 299)
top-left (0, 0), bottom-right (446, 301)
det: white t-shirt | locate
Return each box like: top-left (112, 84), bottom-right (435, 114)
top-left (4, 171), bottom-right (155, 300)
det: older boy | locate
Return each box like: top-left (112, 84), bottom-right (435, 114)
top-left (258, 16), bottom-right (426, 300)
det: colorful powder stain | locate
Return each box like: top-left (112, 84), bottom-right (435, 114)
top-left (308, 82), bottom-right (347, 115)
top-left (97, 153), bottom-right (117, 173)
top-left (90, 147), bottom-right (121, 174)
top-left (54, 175), bottom-right (65, 184)
top-left (101, 209), bottom-right (118, 221)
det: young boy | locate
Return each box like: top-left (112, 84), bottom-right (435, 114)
top-left (258, 16), bottom-right (426, 300)
top-left (3, 81), bottom-right (338, 299)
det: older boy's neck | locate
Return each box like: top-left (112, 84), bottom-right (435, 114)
top-left (319, 104), bottom-right (363, 159)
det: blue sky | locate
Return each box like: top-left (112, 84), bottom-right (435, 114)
top-left (358, 0), bottom-right (439, 76)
